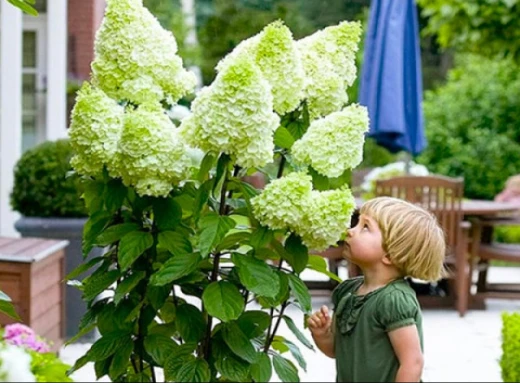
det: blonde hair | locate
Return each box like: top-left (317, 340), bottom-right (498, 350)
top-left (506, 175), bottom-right (520, 192)
top-left (360, 196), bottom-right (446, 282)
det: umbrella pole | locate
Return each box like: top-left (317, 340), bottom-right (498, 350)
top-left (404, 152), bottom-right (412, 174)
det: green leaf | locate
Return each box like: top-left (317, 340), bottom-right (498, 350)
top-left (114, 271), bottom-right (146, 304)
top-left (216, 232), bottom-right (252, 252)
top-left (274, 126), bottom-right (296, 149)
top-left (83, 211), bottom-right (112, 256)
top-left (82, 180), bottom-right (105, 215)
top-left (198, 213), bottom-right (235, 257)
top-left (105, 179), bottom-right (128, 213)
top-left (251, 352), bottom-right (272, 382)
top-left (213, 340), bottom-right (250, 382)
top-left (95, 223), bottom-right (141, 247)
top-left (164, 344), bottom-right (197, 382)
top-left (272, 337), bottom-right (290, 353)
top-left (198, 152), bottom-right (216, 182)
top-left (153, 197), bottom-right (182, 231)
top-left (273, 354), bottom-right (300, 383)
top-left (176, 304), bottom-right (206, 343)
top-left (258, 271), bottom-right (289, 308)
top-left (177, 358), bottom-right (211, 383)
top-left (88, 331), bottom-right (132, 362)
top-left (193, 179), bottom-right (213, 221)
top-left (236, 310), bottom-right (271, 339)
top-left (158, 230), bottom-right (192, 256)
top-left (0, 300), bottom-right (20, 320)
top-left (214, 153), bottom-right (231, 196)
top-left (222, 322), bottom-right (257, 363)
top-left (146, 285), bottom-right (171, 310)
top-left (83, 269), bottom-right (120, 302)
top-left (309, 167), bottom-right (330, 191)
top-left (285, 338), bottom-right (306, 371)
top-left (288, 274), bottom-right (312, 314)
top-left (94, 358), bottom-right (111, 380)
top-left (118, 231), bottom-right (154, 270)
top-left (151, 253), bottom-right (202, 286)
top-left (233, 254), bottom-right (280, 298)
top-left (307, 254), bottom-right (342, 283)
top-left (97, 302), bottom-right (134, 335)
top-left (285, 120), bottom-right (307, 140)
top-left (283, 315), bottom-right (314, 350)
top-left (144, 334), bottom-right (179, 365)
top-left (7, 0), bottom-right (38, 15)
top-left (284, 233), bottom-right (309, 274)
top-left (109, 338), bottom-right (133, 379)
top-left (202, 281), bottom-right (244, 322)
top-left (65, 256), bottom-right (104, 281)
top-left (250, 226), bottom-right (274, 250)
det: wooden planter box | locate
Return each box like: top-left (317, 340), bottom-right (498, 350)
top-left (0, 237), bottom-right (69, 352)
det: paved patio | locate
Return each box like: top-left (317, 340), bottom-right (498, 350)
top-left (61, 267), bottom-right (520, 382)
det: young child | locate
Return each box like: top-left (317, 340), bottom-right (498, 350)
top-left (307, 197), bottom-right (446, 382)
top-left (495, 175), bottom-right (520, 203)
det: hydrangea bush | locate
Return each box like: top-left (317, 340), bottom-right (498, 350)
top-left (67, 0), bottom-right (368, 381)
top-left (0, 323), bottom-right (72, 382)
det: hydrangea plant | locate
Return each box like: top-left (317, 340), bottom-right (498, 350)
top-left (67, 0), bottom-right (368, 381)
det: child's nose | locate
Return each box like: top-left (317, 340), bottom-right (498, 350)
top-left (347, 228), bottom-right (353, 237)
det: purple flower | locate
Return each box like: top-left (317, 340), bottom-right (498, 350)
top-left (3, 323), bottom-right (50, 353)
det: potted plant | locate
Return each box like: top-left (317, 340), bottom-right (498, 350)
top-left (10, 139), bottom-right (100, 341)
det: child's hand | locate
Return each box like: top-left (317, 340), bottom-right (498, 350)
top-left (307, 305), bottom-right (332, 338)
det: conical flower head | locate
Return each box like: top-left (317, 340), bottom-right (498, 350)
top-left (292, 104), bottom-right (369, 178)
top-left (112, 103), bottom-right (193, 197)
top-left (179, 55), bottom-right (279, 168)
top-left (297, 21), bottom-right (362, 119)
top-left (69, 82), bottom-right (124, 177)
top-left (217, 21), bottom-right (305, 115)
top-left (251, 172), bottom-right (313, 230)
top-left (91, 0), bottom-right (196, 105)
top-left (297, 188), bottom-right (356, 251)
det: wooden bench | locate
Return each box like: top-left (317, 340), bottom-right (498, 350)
top-left (0, 237), bottom-right (69, 352)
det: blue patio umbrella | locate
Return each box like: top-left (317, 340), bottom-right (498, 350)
top-left (359, 0), bottom-right (426, 156)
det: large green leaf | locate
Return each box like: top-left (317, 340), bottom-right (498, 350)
top-left (250, 225), bottom-right (274, 250)
top-left (65, 256), bottom-right (104, 281)
top-left (251, 352), bottom-right (272, 383)
top-left (212, 340), bottom-right (250, 382)
top-left (197, 152), bottom-right (216, 182)
top-left (309, 167), bottom-right (330, 191)
top-left (0, 300), bottom-right (20, 321)
top-left (307, 254), bottom-right (342, 283)
top-left (202, 281), bottom-right (244, 322)
top-left (82, 269), bottom-right (120, 302)
top-left (88, 331), bottom-right (132, 362)
top-left (164, 344), bottom-right (197, 382)
top-left (95, 224), bottom-right (141, 246)
top-left (83, 211), bottom-right (112, 256)
top-left (258, 271), bottom-right (289, 308)
top-left (283, 315), bottom-right (314, 350)
top-left (236, 310), bottom-right (271, 339)
top-left (274, 126), bottom-right (296, 149)
top-left (284, 233), bottom-right (308, 274)
top-left (153, 197), bottom-right (182, 231)
top-left (158, 230), bottom-right (192, 256)
top-left (118, 231), bottom-right (154, 270)
top-left (105, 179), bottom-right (128, 213)
top-left (233, 254), bottom-right (280, 298)
top-left (108, 338), bottom-right (133, 379)
top-left (176, 358), bottom-right (211, 383)
top-left (144, 334), bottom-right (179, 365)
top-left (278, 337), bottom-right (307, 371)
top-left (114, 271), bottom-right (146, 304)
top-left (216, 232), bottom-right (252, 252)
top-left (198, 213), bottom-right (235, 257)
top-left (151, 253), bottom-right (202, 286)
top-left (176, 304), bottom-right (206, 343)
top-left (273, 353), bottom-right (300, 383)
top-left (288, 274), bottom-right (312, 314)
top-left (7, 0), bottom-right (38, 16)
top-left (222, 322), bottom-right (257, 363)
top-left (193, 179), bottom-right (213, 221)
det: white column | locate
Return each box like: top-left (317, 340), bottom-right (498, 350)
top-left (0, 2), bottom-right (23, 237)
top-left (181, 0), bottom-right (202, 90)
top-left (46, 0), bottom-right (68, 140)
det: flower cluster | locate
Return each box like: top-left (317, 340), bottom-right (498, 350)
top-left (361, 161), bottom-right (430, 198)
top-left (69, 0), bottom-right (196, 197)
top-left (91, 0), bottom-right (196, 105)
top-left (292, 104), bottom-right (369, 177)
top-left (69, 82), bottom-right (124, 177)
top-left (0, 324), bottom-right (72, 382)
top-left (180, 55), bottom-right (279, 168)
top-left (217, 21), bottom-right (305, 115)
top-left (251, 172), bottom-right (356, 250)
top-left (296, 21), bottom-right (362, 119)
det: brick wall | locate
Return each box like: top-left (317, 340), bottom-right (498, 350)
top-left (67, 0), bottom-right (106, 80)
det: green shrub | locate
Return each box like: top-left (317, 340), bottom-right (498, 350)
top-left (501, 312), bottom-right (520, 382)
top-left (11, 139), bottom-right (86, 217)
top-left (417, 54), bottom-right (520, 200)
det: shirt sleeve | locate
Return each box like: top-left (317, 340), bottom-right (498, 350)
top-left (376, 290), bottom-right (419, 332)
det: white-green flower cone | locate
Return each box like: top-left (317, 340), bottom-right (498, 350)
top-left (217, 21), bottom-right (305, 115)
top-left (297, 21), bottom-right (362, 119)
top-left (251, 172), bottom-right (313, 231)
top-left (112, 103), bottom-right (193, 197)
top-left (91, 0), bottom-right (196, 105)
top-left (292, 104), bottom-right (370, 178)
top-left (297, 188), bottom-right (356, 251)
top-left (179, 55), bottom-right (280, 168)
top-left (69, 82), bottom-right (124, 177)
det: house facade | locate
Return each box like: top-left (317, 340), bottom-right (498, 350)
top-left (0, 0), bottom-right (106, 236)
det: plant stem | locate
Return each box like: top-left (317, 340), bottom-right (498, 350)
top-left (264, 259), bottom-right (285, 352)
top-left (277, 155), bottom-right (286, 179)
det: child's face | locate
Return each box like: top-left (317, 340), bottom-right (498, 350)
top-left (343, 213), bottom-right (386, 266)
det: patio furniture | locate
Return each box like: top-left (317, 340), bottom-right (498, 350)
top-left (374, 175), bottom-right (471, 316)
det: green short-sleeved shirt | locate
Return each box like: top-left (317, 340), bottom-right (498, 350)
top-left (332, 277), bottom-right (423, 382)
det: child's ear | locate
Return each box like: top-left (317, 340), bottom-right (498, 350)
top-left (381, 254), bottom-right (393, 266)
